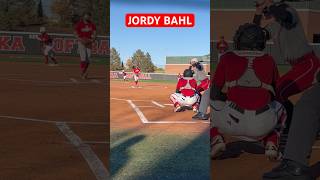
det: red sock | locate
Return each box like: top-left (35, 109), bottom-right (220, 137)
top-left (263, 131), bottom-right (279, 145)
top-left (210, 127), bottom-right (221, 139)
top-left (80, 62), bottom-right (86, 73)
top-left (135, 81), bottom-right (138, 85)
top-left (44, 56), bottom-right (49, 64)
top-left (51, 57), bottom-right (58, 64)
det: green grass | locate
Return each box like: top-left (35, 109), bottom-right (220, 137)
top-left (110, 129), bottom-right (210, 180)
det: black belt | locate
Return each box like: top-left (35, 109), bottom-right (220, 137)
top-left (229, 102), bottom-right (270, 115)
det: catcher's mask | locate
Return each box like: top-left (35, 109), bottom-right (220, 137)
top-left (183, 69), bottom-right (194, 78)
top-left (234, 23), bottom-right (269, 51)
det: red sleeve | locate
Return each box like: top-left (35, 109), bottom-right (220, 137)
top-left (188, 79), bottom-right (197, 90)
top-left (92, 23), bottom-right (97, 31)
top-left (213, 55), bottom-right (227, 88)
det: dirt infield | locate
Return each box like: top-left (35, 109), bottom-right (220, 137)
top-left (0, 62), bottom-right (108, 180)
top-left (110, 80), bottom-right (210, 179)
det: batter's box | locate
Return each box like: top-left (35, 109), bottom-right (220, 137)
top-left (128, 100), bottom-right (209, 124)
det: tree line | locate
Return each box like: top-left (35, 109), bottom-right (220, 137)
top-left (110, 48), bottom-right (158, 73)
top-left (0, 0), bottom-right (107, 34)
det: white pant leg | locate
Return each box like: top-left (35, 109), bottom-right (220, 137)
top-left (78, 42), bottom-right (91, 62)
top-left (134, 74), bottom-right (139, 82)
top-left (170, 93), bottom-right (199, 107)
top-left (211, 100), bottom-right (285, 141)
top-left (44, 45), bottom-right (53, 56)
top-left (184, 94), bottom-right (200, 107)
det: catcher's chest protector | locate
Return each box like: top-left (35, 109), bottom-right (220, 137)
top-left (180, 78), bottom-right (195, 91)
top-left (226, 53), bottom-right (275, 95)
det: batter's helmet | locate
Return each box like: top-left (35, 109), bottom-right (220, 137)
top-left (265, 2), bottom-right (298, 30)
top-left (183, 69), bottom-right (194, 78)
top-left (234, 23), bottom-right (269, 51)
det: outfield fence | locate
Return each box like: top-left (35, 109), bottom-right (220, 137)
top-left (211, 40), bottom-right (320, 64)
top-left (0, 31), bottom-right (109, 58)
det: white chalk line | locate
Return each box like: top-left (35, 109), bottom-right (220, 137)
top-left (56, 122), bottom-right (109, 180)
top-left (91, 79), bottom-right (101, 84)
top-left (127, 100), bottom-right (149, 124)
top-left (152, 101), bottom-right (165, 108)
top-left (125, 100), bottom-right (209, 125)
top-left (83, 141), bottom-right (110, 144)
top-left (136, 106), bottom-right (155, 108)
top-left (0, 75), bottom-right (105, 86)
top-left (147, 121), bottom-right (210, 124)
top-left (70, 78), bottom-right (79, 83)
top-left (0, 115), bottom-right (107, 125)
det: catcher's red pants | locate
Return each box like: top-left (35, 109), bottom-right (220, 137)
top-left (276, 52), bottom-right (320, 102)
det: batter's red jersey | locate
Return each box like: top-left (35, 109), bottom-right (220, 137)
top-left (176, 78), bottom-right (197, 97)
top-left (213, 52), bottom-right (279, 110)
top-left (38, 33), bottom-right (52, 45)
top-left (133, 68), bottom-right (140, 75)
top-left (216, 40), bottom-right (229, 53)
top-left (74, 20), bottom-right (96, 39)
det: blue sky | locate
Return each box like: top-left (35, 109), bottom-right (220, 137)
top-left (111, 0), bottom-right (210, 67)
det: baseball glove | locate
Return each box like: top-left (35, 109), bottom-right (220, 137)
top-left (80, 38), bottom-right (93, 48)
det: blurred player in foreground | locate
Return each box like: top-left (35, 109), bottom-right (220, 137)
top-left (210, 23), bottom-right (287, 160)
top-left (170, 68), bottom-right (200, 112)
top-left (74, 12), bottom-right (97, 79)
top-left (132, 66), bottom-right (141, 87)
top-left (37, 27), bottom-right (58, 65)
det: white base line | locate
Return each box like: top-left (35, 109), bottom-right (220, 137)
top-left (70, 78), bottom-right (79, 84)
top-left (136, 106), bottom-right (155, 108)
top-left (146, 121), bottom-right (210, 124)
top-left (126, 101), bottom-right (210, 125)
top-left (56, 122), bottom-right (109, 180)
top-left (83, 141), bottom-right (110, 144)
top-left (0, 115), bottom-right (107, 125)
top-left (312, 146), bottom-right (320, 150)
top-left (127, 100), bottom-right (149, 124)
top-left (152, 101), bottom-right (165, 108)
top-left (91, 79), bottom-right (101, 84)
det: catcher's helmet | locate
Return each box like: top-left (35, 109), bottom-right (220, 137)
top-left (183, 68), bottom-right (194, 78)
top-left (233, 23), bottom-right (269, 51)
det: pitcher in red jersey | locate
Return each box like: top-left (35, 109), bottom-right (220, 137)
top-left (74, 12), bottom-right (97, 79)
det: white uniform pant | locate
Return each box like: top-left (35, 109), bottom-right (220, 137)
top-left (133, 74), bottom-right (139, 82)
top-left (170, 93), bottom-right (200, 107)
top-left (211, 100), bottom-right (287, 141)
top-left (78, 42), bottom-right (91, 62)
top-left (43, 45), bottom-right (54, 57)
